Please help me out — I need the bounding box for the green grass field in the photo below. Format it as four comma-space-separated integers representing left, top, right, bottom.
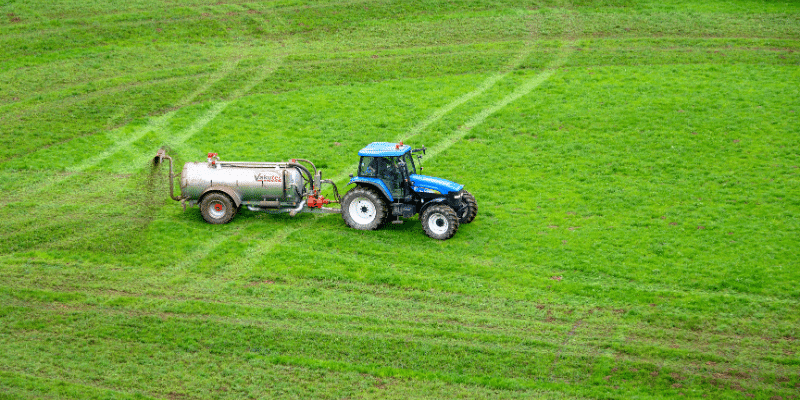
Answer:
1, 0, 799, 398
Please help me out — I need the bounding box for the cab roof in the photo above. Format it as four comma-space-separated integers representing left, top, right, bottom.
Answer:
357, 142, 411, 157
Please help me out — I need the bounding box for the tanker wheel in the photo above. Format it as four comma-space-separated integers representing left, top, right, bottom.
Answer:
458, 190, 478, 224
421, 204, 459, 240
200, 192, 236, 224
341, 187, 387, 230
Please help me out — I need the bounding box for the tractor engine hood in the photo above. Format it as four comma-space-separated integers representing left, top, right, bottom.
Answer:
409, 174, 464, 194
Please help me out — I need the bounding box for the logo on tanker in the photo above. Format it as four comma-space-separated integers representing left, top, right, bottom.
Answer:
254, 171, 281, 183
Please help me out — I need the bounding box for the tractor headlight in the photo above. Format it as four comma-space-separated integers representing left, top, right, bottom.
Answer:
453, 192, 462, 200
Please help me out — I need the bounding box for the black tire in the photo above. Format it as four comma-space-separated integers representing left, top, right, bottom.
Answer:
458, 190, 478, 224
200, 192, 236, 224
341, 186, 388, 230
421, 204, 459, 240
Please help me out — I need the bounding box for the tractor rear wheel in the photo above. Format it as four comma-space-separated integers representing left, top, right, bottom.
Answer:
200, 192, 236, 224
421, 204, 459, 240
341, 187, 387, 230
458, 190, 478, 224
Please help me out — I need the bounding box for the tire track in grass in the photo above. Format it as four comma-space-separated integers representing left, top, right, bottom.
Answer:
162, 221, 243, 275
1, 57, 284, 254
221, 218, 317, 280
329, 46, 535, 183
422, 44, 573, 163
152, 56, 284, 155
69, 58, 242, 173
0, 58, 243, 204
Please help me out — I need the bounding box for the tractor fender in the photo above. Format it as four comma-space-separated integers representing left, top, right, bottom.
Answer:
200, 186, 242, 208
419, 197, 448, 216
348, 177, 394, 202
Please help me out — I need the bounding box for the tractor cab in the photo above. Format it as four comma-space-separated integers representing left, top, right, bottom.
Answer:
356, 144, 418, 200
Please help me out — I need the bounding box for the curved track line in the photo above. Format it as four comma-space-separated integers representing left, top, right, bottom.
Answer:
330, 46, 534, 183
0, 57, 285, 254
161, 57, 284, 152
423, 44, 573, 162
69, 59, 242, 173
399, 47, 534, 144
220, 219, 317, 279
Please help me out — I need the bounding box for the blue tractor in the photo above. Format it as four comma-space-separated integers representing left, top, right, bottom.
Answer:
341, 142, 477, 240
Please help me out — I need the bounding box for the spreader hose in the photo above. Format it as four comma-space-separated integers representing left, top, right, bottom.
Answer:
292, 158, 317, 176
321, 179, 341, 203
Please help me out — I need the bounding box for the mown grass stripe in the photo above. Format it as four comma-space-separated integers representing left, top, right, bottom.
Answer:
0, 369, 158, 400
0, 286, 568, 352
0, 307, 643, 398
1, 275, 795, 397
12, 283, 794, 384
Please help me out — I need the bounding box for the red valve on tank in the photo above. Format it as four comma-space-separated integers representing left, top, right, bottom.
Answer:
207, 152, 219, 167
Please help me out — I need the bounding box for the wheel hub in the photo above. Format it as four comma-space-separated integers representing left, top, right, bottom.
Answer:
349, 197, 376, 225
428, 212, 449, 235
208, 201, 227, 219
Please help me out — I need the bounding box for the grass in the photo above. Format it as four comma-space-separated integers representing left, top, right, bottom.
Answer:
1, 0, 799, 399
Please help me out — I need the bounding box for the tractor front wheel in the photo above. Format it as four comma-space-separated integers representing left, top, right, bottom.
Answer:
341, 187, 387, 230
200, 192, 236, 224
421, 204, 459, 240
458, 190, 478, 224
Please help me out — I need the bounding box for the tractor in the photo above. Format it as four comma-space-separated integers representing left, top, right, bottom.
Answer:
341, 142, 477, 240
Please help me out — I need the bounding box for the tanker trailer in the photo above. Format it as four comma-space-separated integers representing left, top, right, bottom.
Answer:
153, 148, 341, 224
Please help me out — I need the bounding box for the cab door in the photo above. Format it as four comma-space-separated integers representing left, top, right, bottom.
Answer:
358, 156, 405, 200
378, 157, 404, 200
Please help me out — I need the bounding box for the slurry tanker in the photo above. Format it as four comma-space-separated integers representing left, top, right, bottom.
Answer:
154, 142, 476, 240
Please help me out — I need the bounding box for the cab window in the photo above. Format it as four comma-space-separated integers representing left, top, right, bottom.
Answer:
402, 153, 417, 175
359, 157, 378, 177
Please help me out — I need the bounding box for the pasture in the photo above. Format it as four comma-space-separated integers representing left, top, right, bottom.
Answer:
0, 0, 798, 398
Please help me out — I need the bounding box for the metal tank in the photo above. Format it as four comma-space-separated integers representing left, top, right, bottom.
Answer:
153, 149, 341, 224
180, 160, 305, 209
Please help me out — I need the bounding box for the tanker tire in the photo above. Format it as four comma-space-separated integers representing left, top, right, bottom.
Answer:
200, 192, 236, 224
458, 190, 478, 224
342, 187, 387, 231
421, 204, 459, 240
